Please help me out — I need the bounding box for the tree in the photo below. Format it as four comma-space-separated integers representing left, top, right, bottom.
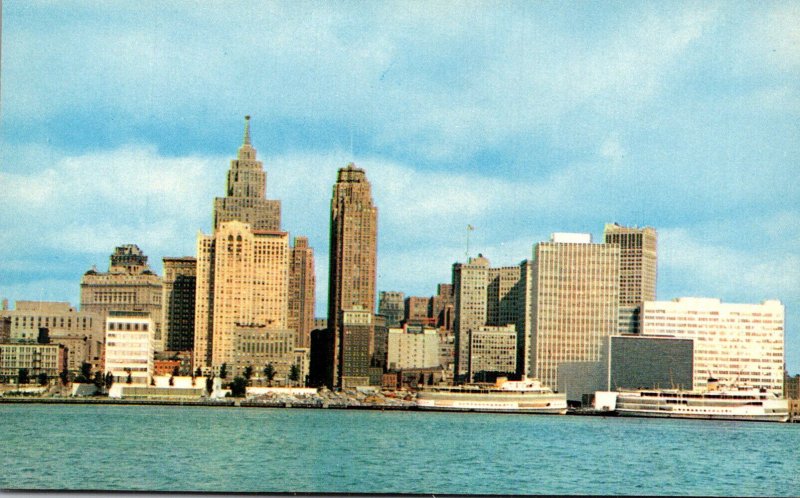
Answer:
230, 376, 247, 397
289, 364, 300, 386
263, 363, 276, 386
244, 365, 253, 382
37, 372, 49, 386
168, 375, 174, 386
219, 363, 228, 379
93, 371, 104, 389
80, 362, 93, 380
60, 368, 70, 386
105, 372, 114, 389
205, 376, 214, 395
18, 368, 29, 385
125, 369, 133, 384
172, 365, 180, 377
195, 367, 202, 378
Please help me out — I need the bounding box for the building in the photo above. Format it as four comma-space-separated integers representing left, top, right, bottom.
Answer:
378, 291, 405, 328
640, 297, 785, 393
212, 116, 281, 232
557, 334, 694, 404
386, 325, 439, 371
338, 308, 374, 388
431, 284, 454, 331
452, 255, 490, 382
405, 296, 432, 326
528, 233, 620, 390
161, 257, 197, 353
1, 301, 104, 373
0, 343, 66, 382
468, 325, 517, 382
194, 221, 289, 375
516, 260, 534, 379
603, 224, 657, 334
486, 266, 522, 327
288, 237, 315, 349
80, 244, 163, 350
326, 163, 378, 388
231, 325, 296, 381
105, 311, 154, 385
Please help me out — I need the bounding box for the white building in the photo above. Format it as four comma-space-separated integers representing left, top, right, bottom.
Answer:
105, 311, 154, 385
386, 325, 439, 370
641, 298, 784, 393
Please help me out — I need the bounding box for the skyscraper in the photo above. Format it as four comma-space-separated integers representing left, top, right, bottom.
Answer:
288, 236, 315, 349
213, 116, 281, 232
452, 255, 490, 382
161, 257, 196, 352
603, 224, 657, 334
326, 163, 378, 387
529, 233, 620, 389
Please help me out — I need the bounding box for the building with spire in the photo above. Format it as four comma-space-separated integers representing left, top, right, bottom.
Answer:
326, 163, 378, 388
213, 116, 281, 232
194, 117, 302, 378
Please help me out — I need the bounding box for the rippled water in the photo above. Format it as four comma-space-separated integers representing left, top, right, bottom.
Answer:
1, 404, 798, 495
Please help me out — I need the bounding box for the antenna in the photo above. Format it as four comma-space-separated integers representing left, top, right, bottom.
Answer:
466, 224, 474, 258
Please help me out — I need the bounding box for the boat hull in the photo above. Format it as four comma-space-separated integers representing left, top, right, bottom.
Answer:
615, 409, 788, 423
417, 393, 568, 414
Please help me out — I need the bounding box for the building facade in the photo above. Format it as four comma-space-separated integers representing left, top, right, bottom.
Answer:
80, 244, 163, 350
212, 116, 281, 232
640, 297, 785, 393
378, 291, 405, 328
603, 224, 657, 334
231, 325, 296, 381
338, 308, 374, 388
468, 325, 517, 382
529, 233, 620, 390
161, 257, 196, 352
386, 325, 439, 371
452, 255, 490, 382
326, 163, 378, 387
0, 343, 66, 381
288, 236, 315, 349
105, 311, 154, 385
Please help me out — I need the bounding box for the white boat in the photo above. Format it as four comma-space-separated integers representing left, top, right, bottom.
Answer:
595, 380, 789, 423
416, 377, 567, 414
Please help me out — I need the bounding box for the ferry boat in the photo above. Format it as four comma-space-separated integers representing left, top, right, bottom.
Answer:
416, 377, 567, 414
594, 380, 789, 423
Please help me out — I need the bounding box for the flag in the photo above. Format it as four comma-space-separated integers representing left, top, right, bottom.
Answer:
467, 224, 474, 231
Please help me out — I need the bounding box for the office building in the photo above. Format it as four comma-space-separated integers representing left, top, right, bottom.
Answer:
105, 311, 154, 385
378, 291, 405, 328
468, 324, 517, 382
338, 308, 374, 388
80, 244, 163, 350
452, 255, 490, 382
231, 325, 296, 381
0, 343, 66, 381
486, 266, 522, 327
604, 224, 657, 334
288, 237, 315, 349
327, 163, 378, 387
161, 257, 196, 352
431, 283, 454, 331
641, 297, 784, 393
405, 296, 432, 326
386, 325, 439, 371
194, 220, 289, 375
529, 233, 620, 390
212, 116, 281, 231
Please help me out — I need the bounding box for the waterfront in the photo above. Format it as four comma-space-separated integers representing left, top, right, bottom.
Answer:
1, 404, 798, 495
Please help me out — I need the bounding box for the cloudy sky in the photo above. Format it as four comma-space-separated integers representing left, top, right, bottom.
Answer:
2, 2, 799, 372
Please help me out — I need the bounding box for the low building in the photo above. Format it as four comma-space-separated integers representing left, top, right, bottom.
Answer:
105, 311, 154, 385
386, 325, 439, 371
468, 325, 517, 382
108, 375, 205, 399
231, 325, 296, 383
0, 343, 67, 381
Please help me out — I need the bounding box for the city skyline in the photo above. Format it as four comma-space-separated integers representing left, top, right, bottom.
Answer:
1, 3, 798, 372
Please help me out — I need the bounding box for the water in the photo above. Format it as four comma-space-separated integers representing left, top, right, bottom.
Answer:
1, 404, 798, 495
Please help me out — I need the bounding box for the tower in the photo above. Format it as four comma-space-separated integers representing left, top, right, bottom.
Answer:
288, 236, 315, 349
529, 233, 620, 389
213, 116, 281, 231
603, 224, 657, 334
452, 255, 490, 382
326, 163, 378, 387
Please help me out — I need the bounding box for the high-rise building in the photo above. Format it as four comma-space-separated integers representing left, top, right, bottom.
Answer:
640, 297, 784, 393
603, 224, 657, 334
486, 266, 522, 327
213, 116, 281, 232
431, 284, 454, 331
529, 233, 620, 389
161, 257, 196, 352
338, 307, 373, 388
194, 220, 289, 375
386, 325, 440, 371
378, 291, 405, 328
404, 296, 432, 326
468, 324, 517, 382
452, 255, 490, 382
105, 310, 154, 384
288, 237, 315, 349
80, 245, 163, 350
326, 163, 378, 387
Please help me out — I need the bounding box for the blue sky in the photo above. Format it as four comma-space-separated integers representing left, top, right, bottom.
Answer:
1, 2, 799, 372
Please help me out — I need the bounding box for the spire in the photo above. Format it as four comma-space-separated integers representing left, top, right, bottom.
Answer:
243, 115, 251, 145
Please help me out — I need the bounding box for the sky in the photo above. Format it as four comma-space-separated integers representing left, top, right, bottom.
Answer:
1, 2, 799, 373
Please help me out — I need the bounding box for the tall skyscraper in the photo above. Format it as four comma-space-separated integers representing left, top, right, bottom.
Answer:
288, 236, 315, 349
326, 163, 378, 387
80, 244, 163, 351
213, 116, 281, 232
528, 233, 620, 389
161, 257, 196, 352
194, 117, 296, 376
603, 224, 657, 334
452, 255, 490, 382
